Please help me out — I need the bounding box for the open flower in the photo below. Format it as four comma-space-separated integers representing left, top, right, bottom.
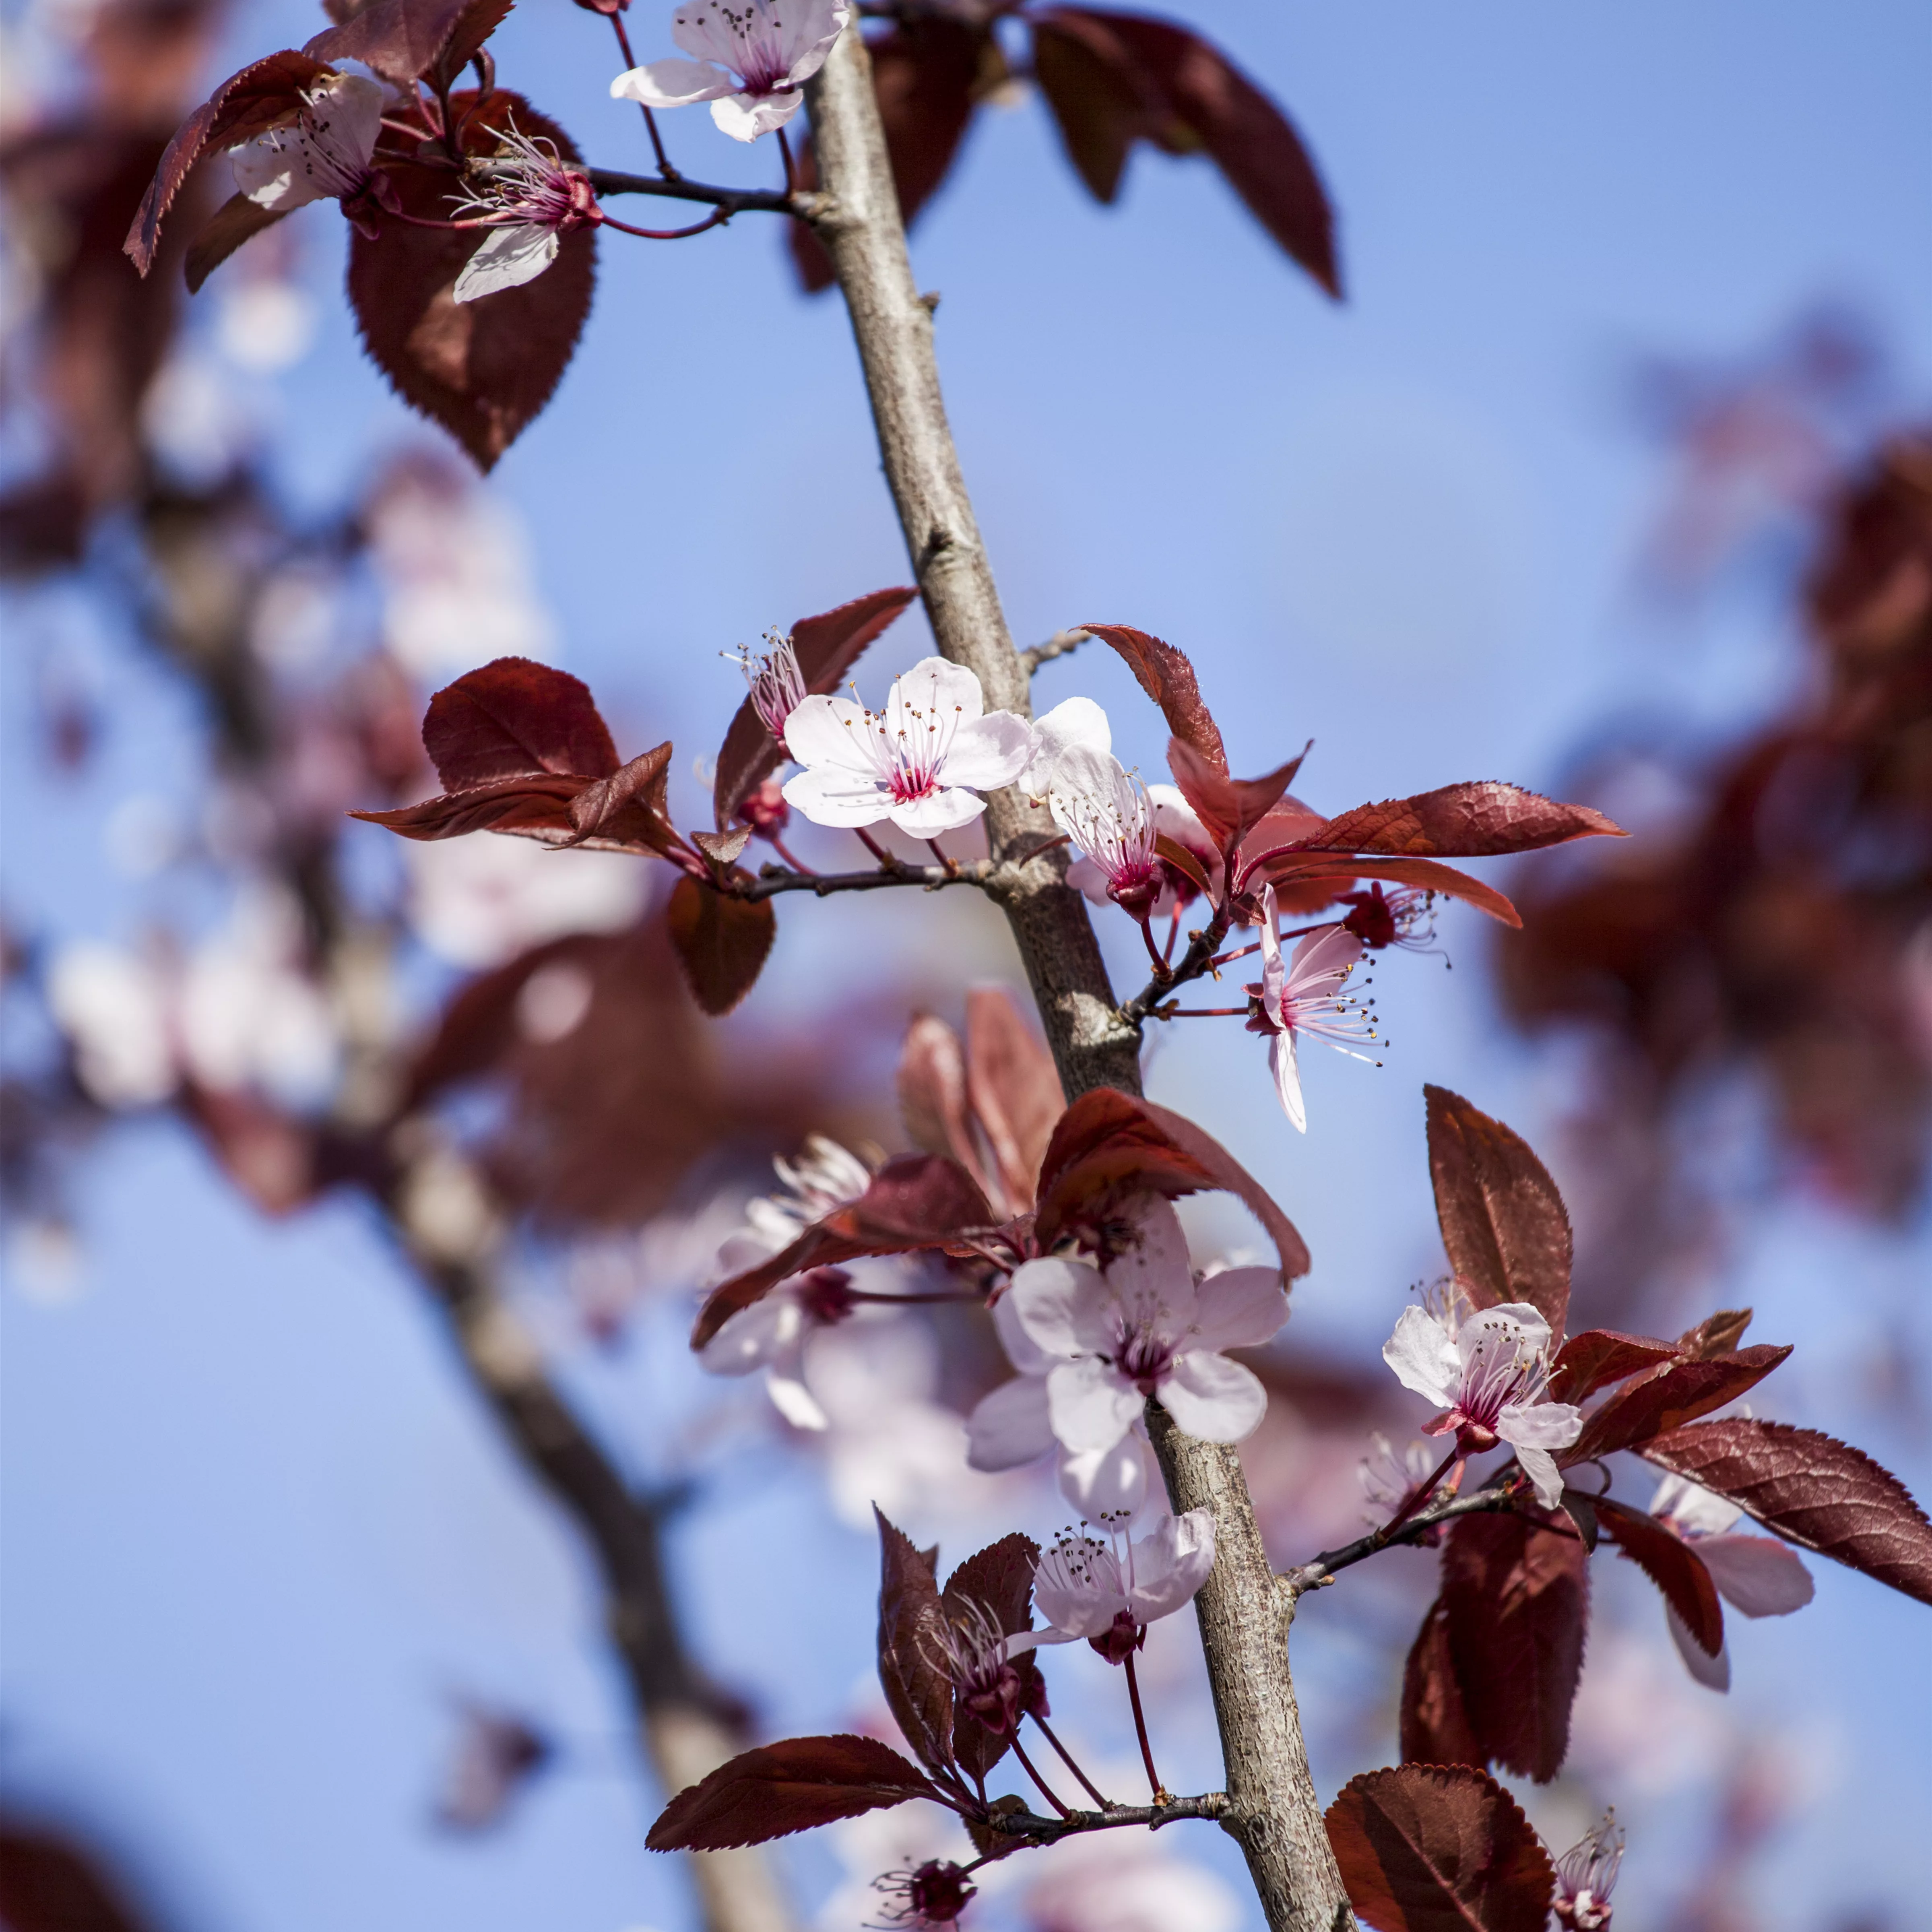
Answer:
449, 123, 599, 303
1016, 695, 1110, 803
728, 627, 808, 740
1245, 885, 1381, 1133
1381, 1292, 1581, 1508
781, 657, 1032, 838
987, 1196, 1287, 1460
1649, 1471, 1814, 1690
610, 0, 850, 142
231, 71, 383, 218
1338, 881, 1440, 955
1051, 746, 1164, 922
1024, 1511, 1216, 1663
1550, 1812, 1624, 1930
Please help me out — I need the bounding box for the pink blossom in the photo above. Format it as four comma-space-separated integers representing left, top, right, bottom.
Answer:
1050, 746, 1164, 922
1550, 1812, 1624, 1930
727, 628, 808, 739
1244, 885, 1381, 1132
1021, 1511, 1216, 1663
230, 72, 382, 215
610, 0, 850, 142
1381, 1292, 1581, 1508
1146, 783, 1220, 915
1338, 881, 1440, 955
781, 657, 1032, 838
1016, 695, 1110, 802
449, 123, 598, 303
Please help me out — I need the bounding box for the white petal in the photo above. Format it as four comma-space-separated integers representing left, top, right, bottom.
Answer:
1498, 1398, 1583, 1450
780, 765, 892, 827
782, 692, 879, 774
1104, 1196, 1198, 1344
774, 0, 849, 78
710, 88, 803, 140
991, 1284, 1057, 1375
965, 1373, 1056, 1471
1018, 696, 1111, 798
1383, 1305, 1460, 1406
1189, 1265, 1288, 1353
1148, 784, 1210, 850
1058, 1438, 1147, 1519
1065, 855, 1113, 907
1008, 1255, 1113, 1358
1666, 1603, 1731, 1691
886, 786, 987, 838
892, 656, 985, 724
1127, 1508, 1216, 1622
610, 57, 734, 107
1034, 1560, 1122, 1640
1466, 1301, 1553, 1356
231, 138, 326, 211
453, 223, 559, 303
1650, 1472, 1743, 1538
1268, 1029, 1305, 1132
1045, 1356, 1142, 1455
698, 1294, 802, 1376
1515, 1444, 1565, 1510
766, 1365, 829, 1430
938, 710, 1034, 791
1259, 886, 1286, 1004
1158, 1351, 1267, 1443
1697, 1534, 1814, 1616
1284, 923, 1362, 995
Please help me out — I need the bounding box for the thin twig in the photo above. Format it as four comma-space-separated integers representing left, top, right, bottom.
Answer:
980, 1793, 1230, 1841
1020, 627, 1090, 675
736, 858, 996, 902
1280, 1477, 1521, 1601
580, 165, 801, 215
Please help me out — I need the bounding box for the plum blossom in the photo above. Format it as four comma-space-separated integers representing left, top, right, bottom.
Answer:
728, 628, 808, 739
781, 657, 1032, 838
872, 1859, 976, 1930
1049, 746, 1163, 922
231, 72, 383, 221
1338, 881, 1440, 956
1550, 1812, 1624, 1930
1024, 1510, 1217, 1662
449, 124, 598, 303
1022, 1831, 1241, 1932
1649, 1471, 1814, 1690
1016, 694, 1110, 803
1245, 885, 1381, 1133
610, 0, 850, 142
1145, 783, 1221, 915
1381, 1291, 1581, 1508
1358, 1431, 1455, 1532
972, 1197, 1287, 1470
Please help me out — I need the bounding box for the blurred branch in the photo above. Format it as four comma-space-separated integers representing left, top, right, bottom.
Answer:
1020, 628, 1090, 676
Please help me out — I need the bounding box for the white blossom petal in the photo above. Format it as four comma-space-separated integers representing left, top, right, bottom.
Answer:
1058, 1438, 1147, 1519
780, 764, 894, 827
1382, 1305, 1460, 1407
991, 1284, 1057, 1375
782, 692, 879, 774
935, 710, 1033, 792
1104, 1196, 1198, 1344
1695, 1534, 1814, 1616
1497, 1397, 1583, 1450
710, 87, 802, 139
1008, 1255, 1114, 1358
1666, 1602, 1731, 1690
1651, 1472, 1744, 1538
965, 1373, 1056, 1471
699, 1293, 803, 1376
1018, 695, 1111, 799
885, 785, 987, 838
454, 223, 559, 303
1268, 1029, 1305, 1132
1125, 1508, 1216, 1622
1189, 1265, 1288, 1353
610, 57, 735, 107
1515, 1443, 1565, 1509
1158, 1350, 1267, 1443
891, 656, 985, 724
1045, 1356, 1142, 1455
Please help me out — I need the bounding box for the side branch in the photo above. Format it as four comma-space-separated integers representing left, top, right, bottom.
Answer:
580, 166, 805, 217
1020, 628, 1091, 676
1280, 1479, 1521, 1602
983, 1794, 1228, 1843
737, 858, 993, 902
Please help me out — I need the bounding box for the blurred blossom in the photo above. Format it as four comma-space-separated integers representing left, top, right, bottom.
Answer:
1568, 1623, 1732, 1796
1020, 1830, 1241, 1932
215, 279, 318, 373
1357, 1431, 1445, 1524
818, 1799, 977, 1932
5, 1218, 87, 1306
103, 793, 186, 877
405, 836, 645, 969
431, 1698, 552, 1831
138, 350, 257, 485
48, 939, 174, 1106
249, 564, 343, 671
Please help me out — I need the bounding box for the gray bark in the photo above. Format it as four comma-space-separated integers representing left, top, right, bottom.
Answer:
803, 26, 1355, 1932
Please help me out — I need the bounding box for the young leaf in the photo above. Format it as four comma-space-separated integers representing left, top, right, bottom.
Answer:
565, 744, 678, 853
897, 1012, 985, 1172
1639, 1418, 1932, 1605
1563, 1345, 1792, 1464
350, 772, 590, 844
302, 0, 477, 85
712, 586, 917, 828
184, 193, 289, 292
1030, 13, 1143, 202
1032, 1087, 1310, 1279
1286, 783, 1626, 859
1423, 1086, 1572, 1344
963, 987, 1061, 1216
1250, 854, 1522, 929
424, 658, 618, 788
665, 877, 775, 1018
1441, 1514, 1587, 1783
1595, 1497, 1723, 1655
347, 93, 594, 470
1167, 737, 1309, 854
875, 1509, 957, 1777
1546, 1328, 1681, 1405
1676, 1308, 1752, 1359
645, 1734, 940, 1851
1324, 1763, 1555, 1932
1398, 1598, 1482, 1771
1076, 622, 1226, 771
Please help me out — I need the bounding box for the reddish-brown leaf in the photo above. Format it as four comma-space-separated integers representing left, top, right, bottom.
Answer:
897, 1012, 985, 1177
424, 657, 618, 788
1676, 1308, 1753, 1359
1167, 736, 1308, 854
1565, 1345, 1792, 1465
350, 772, 586, 843
712, 585, 916, 827
1030, 14, 1143, 202
1423, 1087, 1572, 1344
664, 876, 775, 1018
876, 1510, 957, 1777
1325, 1763, 1555, 1932
645, 1733, 939, 1851
691, 1154, 996, 1349
1547, 1329, 1680, 1406
1288, 784, 1627, 859
1251, 854, 1522, 929
1032, 1088, 1310, 1278
1077, 622, 1226, 772
1441, 1514, 1587, 1783
964, 987, 1061, 1216
1639, 1419, 1932, 1605
1153, 831, 1214, 902
184, 192, 288, 292
1594, 1497, 1724, 1656
1399, 1598, 1482, 1771
565, 743, 679, 854
433, 0, 517, 84
347, 93, 594, 470
303, 0, 473, 85
942, 1532, 1042, 1783
124, 49, 328, 274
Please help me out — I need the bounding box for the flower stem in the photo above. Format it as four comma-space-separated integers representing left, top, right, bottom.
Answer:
601, 208, 729, 241
1374, 1446, 1464, 1546
1161, 1006, 1251, 1018
609, 12, 680, 178
777, 124, 800, 195
854, 826, 898, 869
1122, 1651, 1165, 1801
927, 837, 958, 875
1163, 912, 1181, 964
764, 832, 816, 875
1008, 1736, 1071, 1818
1030, 1713, 1113, 1811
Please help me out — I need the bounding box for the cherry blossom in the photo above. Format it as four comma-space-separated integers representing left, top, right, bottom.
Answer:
1550, 1811, 1624, 1930
926, 1593, 1044, 1740
609, 0, 850, 143
449, 124, 599, 303
1244, 885, 1381, 1133
230, 72, 383, 219
1050, 746, 1164, 922
1016, 694, 1110, 803
1357, 1431, 1455, 1532
727, 627, 808, 740
781, 657, 1032, 838
1337, 881, 1440, 955
873, 1859, 976, 1930
1022, 1510, 1217, 1662
1146, 783, 1221, 915
1380, 1292, 1581, 1508
1649, 1471, 1814, 1690
983, 1197, 1287, 1463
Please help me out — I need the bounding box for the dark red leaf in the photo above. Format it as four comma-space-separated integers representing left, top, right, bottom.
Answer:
1077, 622, 1226, 771
1286, 784, 1627, 859
433, 0, 517, 84
1422, 1087, 1572, 1344
1565, 1345, 1792, 1465
1640, 1418, 1932, 1605
1250, 854, 1522, 929
898, 1012, 986, 1178
1441, 1514, 1587, 1783
124, 50, 329, 274
1153, 831, 1214, 902
347, 93, 595, 470
566, 743, 678, 853
184, 192, 289, 293
350, 773, 587, 843
646, 1733, 940, 1851
713, 586, 916, 828
963, 987, 1061, 1216
1032, 1088, 1310, 1279
1325, 1763, 1555, 1932
1594, 1497, 1724, 1657
1399, 1599, 1482, 1771
1547, 1329, 1680, 1406
1676, 1308, 1753, 1359
691, 826, 752, 869
691, 1154, 996, 1349
664, 877, 776, 1018
424, 658, 618, 788
1167, 737, 1308, 854
303, 0, 473, 85
1030, 15, 1143, 202
876, 1510, 957, 1777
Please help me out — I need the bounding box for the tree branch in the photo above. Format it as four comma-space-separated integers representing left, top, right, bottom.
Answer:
981, 1793, 1229, 1843
1020, 627, 1091, 676
735, 858, 994, 902
1279, 1479, 1521, 1602
582, 167, 803, 217
803, 27, 1354, 1930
